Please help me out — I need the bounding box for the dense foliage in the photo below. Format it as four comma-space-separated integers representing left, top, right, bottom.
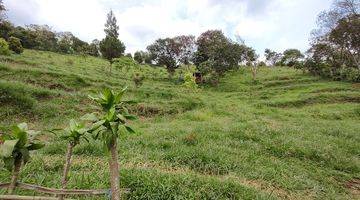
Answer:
304, 0, 360, 82
147, 35, 195, 76
8, 36, 23, 54
0, 37, 10, 55
193, 30, 255, 85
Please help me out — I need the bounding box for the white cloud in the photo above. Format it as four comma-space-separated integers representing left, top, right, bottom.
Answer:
4, 0, 333, 55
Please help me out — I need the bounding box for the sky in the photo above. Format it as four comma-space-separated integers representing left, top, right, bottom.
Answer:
4, 0, 333, 57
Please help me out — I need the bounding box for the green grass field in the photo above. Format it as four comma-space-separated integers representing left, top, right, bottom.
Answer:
1, 50, 359, 199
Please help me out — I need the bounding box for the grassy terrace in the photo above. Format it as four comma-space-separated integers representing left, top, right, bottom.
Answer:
0, 50, 359, 199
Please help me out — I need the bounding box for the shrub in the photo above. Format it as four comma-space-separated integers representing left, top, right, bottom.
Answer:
183, 72, 198, 89
66, 59, 74, 65
133, 73, 145, 88
8, 36, 24, 54
0, 37, 10, 55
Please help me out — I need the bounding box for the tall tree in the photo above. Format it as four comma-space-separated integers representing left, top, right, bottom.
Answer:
281, 49, 304, 66
147, 35, 195, 77
100, 10, 125, 72
305, 0, 359, 81
264, 49, 282, 66
193, 30, 249, 85
134, 51, 144, 64
104, 10, 119, 38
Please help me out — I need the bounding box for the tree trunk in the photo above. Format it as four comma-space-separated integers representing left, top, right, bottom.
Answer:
8, 158, 22, 194
58, 143, 74, 200
108, 141, 120, 200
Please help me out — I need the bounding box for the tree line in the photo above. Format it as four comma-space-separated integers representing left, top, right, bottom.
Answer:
1, 0, 358, 83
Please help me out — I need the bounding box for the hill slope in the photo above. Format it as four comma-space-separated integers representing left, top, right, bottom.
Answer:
0, 50, 359, 199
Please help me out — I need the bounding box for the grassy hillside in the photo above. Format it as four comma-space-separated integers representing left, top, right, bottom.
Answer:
0, 50, 359, 199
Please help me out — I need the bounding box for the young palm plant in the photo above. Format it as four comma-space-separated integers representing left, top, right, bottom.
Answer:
87, 87, 136, 200
56, 119, 89, 200
0, 123, 44, 194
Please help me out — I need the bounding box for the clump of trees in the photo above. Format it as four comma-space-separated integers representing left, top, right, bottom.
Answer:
144, 30, 256, 85
304, 0, 360, 82
194, 30, 256, 85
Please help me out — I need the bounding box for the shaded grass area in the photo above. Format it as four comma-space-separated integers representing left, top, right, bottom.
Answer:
0, 50, 359, 199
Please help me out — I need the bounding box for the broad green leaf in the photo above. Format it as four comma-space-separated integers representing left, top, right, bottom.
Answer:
69, 119, 77, 131
17, 123, 28, 131
124, 126, 135, 134
26, 143, 45, 151
81, 113, 98, 121
90, 120, 106, 132
110, 122, 119, 135
117, 114, 126, 122
0, 139, 18, 158
124, 114, 138, 120
114, 86, 127, 103
13, 124, 28, 148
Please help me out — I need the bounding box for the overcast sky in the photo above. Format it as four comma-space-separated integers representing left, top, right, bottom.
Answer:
4, 0, 333, 56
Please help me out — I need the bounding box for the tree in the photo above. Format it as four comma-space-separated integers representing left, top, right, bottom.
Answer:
193, 30, 249, 85
147, 35, 195, 77
8, 36, 23, 54
193, 30, 228, 67
87, 87, 136, 200
125, 53, 132, 58
0, 20, 14, 40
0, 123, 44, 194
100, 10, 125, 72
281, 49, 304, 66
56, 32, 74, 53
87, 39, 100, 57
104, 10, 119, 39
264, 49, 282, 66
26, 24, 57, 51
305, 0, 359, 81
143, 52, 153, 65
134, 51, 144, 64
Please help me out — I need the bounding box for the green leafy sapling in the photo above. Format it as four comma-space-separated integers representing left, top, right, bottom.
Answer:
57, 119, 89, 200
182, 72, 198, 90
0, 123, 44, 194
87, 87, 136, 200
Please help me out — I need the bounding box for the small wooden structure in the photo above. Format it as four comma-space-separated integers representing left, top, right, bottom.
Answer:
0, 182, 129, 199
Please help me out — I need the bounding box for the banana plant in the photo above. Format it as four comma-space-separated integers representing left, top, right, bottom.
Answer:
0, 123, 44, 194
55, 119, 89, 200
87, 87, 136, 200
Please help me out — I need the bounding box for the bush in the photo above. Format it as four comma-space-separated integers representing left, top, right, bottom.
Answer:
0, 38, 10, 55
133, 73, 145, 88
183, 72, 198, 89
8, 36, 24, 54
